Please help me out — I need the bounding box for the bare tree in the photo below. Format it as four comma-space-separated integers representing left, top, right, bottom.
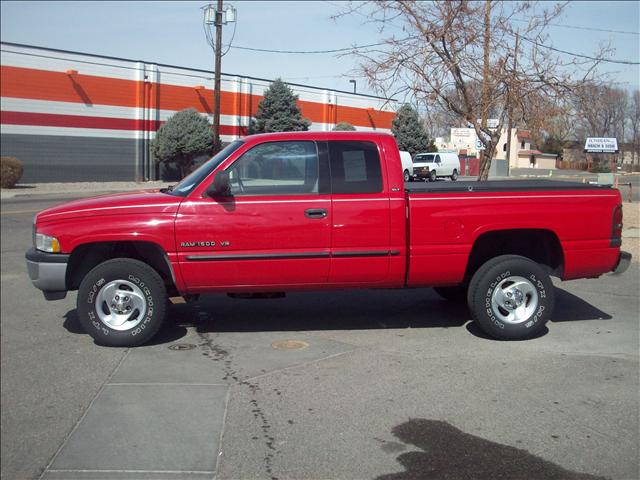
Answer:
336, 0, 610, 180
421, 100, 459, 139
520, 94, 576, 152
573, 84, 628, 139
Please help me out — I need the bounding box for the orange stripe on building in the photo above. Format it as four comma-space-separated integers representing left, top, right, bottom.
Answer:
1, 65, 393, 129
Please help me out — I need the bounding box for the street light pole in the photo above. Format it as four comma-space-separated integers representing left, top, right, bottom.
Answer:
212, 0, 223, 152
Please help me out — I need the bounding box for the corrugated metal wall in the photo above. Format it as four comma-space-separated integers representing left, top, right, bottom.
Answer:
0, 42, 397, 183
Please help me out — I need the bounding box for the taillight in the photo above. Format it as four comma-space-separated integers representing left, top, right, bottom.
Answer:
611, 204, 623, 246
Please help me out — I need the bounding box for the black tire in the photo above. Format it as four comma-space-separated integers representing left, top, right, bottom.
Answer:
434, 285, 467, 303
451, 169, 458, 181
467, 255, 554, 340
429, 170, 437, 182
404, 169, 411, 182
77, 258, 167, 347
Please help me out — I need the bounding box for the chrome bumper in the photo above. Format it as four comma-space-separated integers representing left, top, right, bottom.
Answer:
25, 248, 69, 300
611, 251, 632, 276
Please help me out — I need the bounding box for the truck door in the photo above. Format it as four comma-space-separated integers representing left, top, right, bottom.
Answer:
175, 140, 331, 290
328, 140, 391, 284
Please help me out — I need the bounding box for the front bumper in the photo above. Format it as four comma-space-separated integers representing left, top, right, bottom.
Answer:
413, 166, 429, 178
25, 247, 69, 300
611, 250, 632, 275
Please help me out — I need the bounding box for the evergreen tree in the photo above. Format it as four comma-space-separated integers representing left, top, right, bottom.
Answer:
251, 79, 311, 133
332, 121, 357, 131
391, 104, 435, 157
151, 108, 214, 178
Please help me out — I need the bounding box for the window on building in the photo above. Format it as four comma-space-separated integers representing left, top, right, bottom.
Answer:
521, 140, 525, 149
503, 143, 507, 152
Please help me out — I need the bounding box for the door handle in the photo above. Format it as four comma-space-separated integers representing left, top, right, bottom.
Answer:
305, 208, 327, 219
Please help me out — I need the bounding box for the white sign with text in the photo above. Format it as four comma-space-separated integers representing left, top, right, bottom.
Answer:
584, 137, 618, 153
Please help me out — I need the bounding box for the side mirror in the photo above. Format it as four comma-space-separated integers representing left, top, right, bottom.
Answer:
205, 171, 231, 198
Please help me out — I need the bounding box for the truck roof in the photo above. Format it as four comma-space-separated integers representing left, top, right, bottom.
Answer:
241, 131, 396, 143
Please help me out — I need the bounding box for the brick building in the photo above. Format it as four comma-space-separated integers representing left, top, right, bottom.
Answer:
0, 42, 396, 182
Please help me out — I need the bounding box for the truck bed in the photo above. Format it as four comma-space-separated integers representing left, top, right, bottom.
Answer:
404, 178, 621, 287
405, 179, 613, 193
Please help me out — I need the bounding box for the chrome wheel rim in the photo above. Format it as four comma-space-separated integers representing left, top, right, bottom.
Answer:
490, 276, 539, 325
95, 279, 147, 331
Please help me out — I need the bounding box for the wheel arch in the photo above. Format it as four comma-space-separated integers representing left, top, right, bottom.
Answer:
66, 241, 178, 295
465, 228, 564, 281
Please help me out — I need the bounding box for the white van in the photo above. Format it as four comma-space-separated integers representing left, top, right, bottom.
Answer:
412, 152, 460, 181
399, 151, 414, 182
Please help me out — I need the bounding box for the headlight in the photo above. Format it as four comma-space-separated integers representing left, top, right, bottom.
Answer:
35, 233, 61, 253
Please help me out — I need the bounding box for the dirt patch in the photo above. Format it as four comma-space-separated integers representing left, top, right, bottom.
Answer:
622, 203, 639, 262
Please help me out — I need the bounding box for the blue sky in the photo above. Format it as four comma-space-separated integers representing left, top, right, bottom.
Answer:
1, 0, 638, 97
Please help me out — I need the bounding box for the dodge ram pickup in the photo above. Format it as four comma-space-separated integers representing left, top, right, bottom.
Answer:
26, 131, 631, 347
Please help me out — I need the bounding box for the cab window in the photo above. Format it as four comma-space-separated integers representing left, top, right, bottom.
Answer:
227, 141, 319, 196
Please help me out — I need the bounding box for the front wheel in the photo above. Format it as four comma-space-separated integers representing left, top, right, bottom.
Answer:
428, 170, 437, 182
451, 169, 458, 181
467, 255, 554, 340
77, 258, 167, 347
404, 169, 412, 182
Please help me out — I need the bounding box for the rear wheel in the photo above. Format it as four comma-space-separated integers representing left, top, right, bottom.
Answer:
77, 258, 167, 347
429, 170, 437, 182
467, 255, 554, 340
451, 169, 458, 181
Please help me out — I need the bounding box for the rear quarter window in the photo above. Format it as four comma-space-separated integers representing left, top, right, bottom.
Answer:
329, 141, 383, 194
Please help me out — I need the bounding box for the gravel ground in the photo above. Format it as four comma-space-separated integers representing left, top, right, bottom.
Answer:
623, 202, 639, 262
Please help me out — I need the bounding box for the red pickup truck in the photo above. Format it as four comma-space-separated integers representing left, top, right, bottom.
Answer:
26, 131, 631, 347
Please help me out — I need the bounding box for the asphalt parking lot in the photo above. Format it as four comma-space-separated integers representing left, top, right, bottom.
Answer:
1, 193, 639, 480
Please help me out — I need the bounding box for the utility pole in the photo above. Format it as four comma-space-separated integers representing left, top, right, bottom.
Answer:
212, 0, 223, 152
478, 0, 492, 180
203, 2, 236, 152
505, 32, 519, 173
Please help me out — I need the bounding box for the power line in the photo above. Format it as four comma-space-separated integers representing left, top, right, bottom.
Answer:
229, 38, 413, 54
230, 34, 638, 66
513, 18, 639, 36
518, 34, 640, 65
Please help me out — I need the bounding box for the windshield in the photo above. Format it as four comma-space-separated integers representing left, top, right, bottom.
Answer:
414, 155, 432, 163
168, 140, 244, 196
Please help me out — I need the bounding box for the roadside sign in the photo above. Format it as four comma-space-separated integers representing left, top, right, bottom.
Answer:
585, 137, 618, 153
476, 138, 485, 151
477, 118, 499, 128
